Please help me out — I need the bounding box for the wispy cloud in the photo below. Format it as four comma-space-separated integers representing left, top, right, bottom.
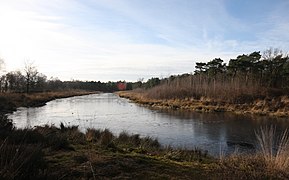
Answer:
0, 0, 288, 81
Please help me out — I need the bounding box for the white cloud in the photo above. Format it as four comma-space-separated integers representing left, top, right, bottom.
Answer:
0, 0, 288, 81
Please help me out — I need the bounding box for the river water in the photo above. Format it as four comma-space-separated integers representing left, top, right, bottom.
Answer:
8, 93, 289, 156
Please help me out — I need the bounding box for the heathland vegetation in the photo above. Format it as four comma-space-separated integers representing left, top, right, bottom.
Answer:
1, 114, 289, 179
119, 48, 289, 117
1, 48, 289, 179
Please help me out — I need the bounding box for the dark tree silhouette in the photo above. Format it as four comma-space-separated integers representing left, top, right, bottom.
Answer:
24, 61, 38, 93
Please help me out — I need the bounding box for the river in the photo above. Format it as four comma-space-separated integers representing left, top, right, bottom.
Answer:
8, 93, 289, 156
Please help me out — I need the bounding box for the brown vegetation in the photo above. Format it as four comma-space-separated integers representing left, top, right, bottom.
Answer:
216, 126, 289, 179
1, 115, 289, 179
255, 126, 289, 171
117, 90, 289, 117
0, 115, 211, 179
121, 49, 289, 117
0, 90, 96, 113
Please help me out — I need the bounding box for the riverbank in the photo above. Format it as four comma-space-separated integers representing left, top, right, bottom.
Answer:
0, 115, 287, 179
117, 91, 289, 117
0, 90, 97, 113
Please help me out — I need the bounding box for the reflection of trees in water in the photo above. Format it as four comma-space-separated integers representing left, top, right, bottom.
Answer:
11, 94, 289, 155
26, 110, 31, 128
151, 108, 289, 152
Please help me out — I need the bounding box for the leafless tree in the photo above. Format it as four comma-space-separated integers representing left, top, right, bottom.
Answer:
0, 58, 5, 92
0, 58, 5, 73
5, 71, 25, 92
262, 48, 284, 61
24, 60, 38, 93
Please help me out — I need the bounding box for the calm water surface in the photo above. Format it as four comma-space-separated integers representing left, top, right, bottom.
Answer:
8, 93, 289, 156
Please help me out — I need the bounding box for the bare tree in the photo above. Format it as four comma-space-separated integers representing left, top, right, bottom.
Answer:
262, 48, 284, 61
0, 58, 5, 92
24, 60, 38, 93
34, 73, 47, 91
0, 58, 5, 73
5, 71, 25, 92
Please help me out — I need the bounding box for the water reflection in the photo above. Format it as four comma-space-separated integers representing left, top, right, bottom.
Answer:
8, 93, 289, 156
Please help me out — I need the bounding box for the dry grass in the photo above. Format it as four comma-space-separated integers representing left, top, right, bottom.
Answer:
0, 141, 46, 179
144, 75, 264, 103
118, 90, 289, 117
216, 154, 289, 179
255, 126, 289, 171
123, 74, 288, 117
99, 129, 114, 147
85, 128, 102, 142
0, 115, 47, 178
2, 113, 289, 179
0, 90, 96, 113
218, 128, 289, 179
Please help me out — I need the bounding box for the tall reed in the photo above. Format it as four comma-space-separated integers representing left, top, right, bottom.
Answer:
255, 126, 289, 171
145, 74, 264, 103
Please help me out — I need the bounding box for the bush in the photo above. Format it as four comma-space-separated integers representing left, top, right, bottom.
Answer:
163, 147, 208, 162
9, 129, 44, 144
35, 125, 73, 151
0, 114, 14, 138
99, 129, 114, 147
86, 128, 102, 142
0, 141, 46, 179
140, 137, 160, 150
114, 131, 160, 153
115, 132, 141, 150
0, 96, 16, 113
117, 131, 131, 143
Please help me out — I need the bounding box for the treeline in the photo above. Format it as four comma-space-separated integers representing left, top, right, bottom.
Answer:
140, 48, 289, 102
0, 63, 132, 93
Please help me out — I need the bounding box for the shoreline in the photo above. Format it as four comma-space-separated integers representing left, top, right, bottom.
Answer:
0, 90, 98, 114
0, 119, 286, 179
1, 91, 288, 178
117, 91, 289, 117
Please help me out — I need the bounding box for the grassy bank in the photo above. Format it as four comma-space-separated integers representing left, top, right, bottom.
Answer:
0, 90, 97, 113
1, 115, 288, 179
117, 90, 289, 117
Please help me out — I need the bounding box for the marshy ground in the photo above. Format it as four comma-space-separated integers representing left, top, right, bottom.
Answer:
1, 114, 289, 179
1, 91, 289, 179
117, 90, 289, 117
0, 90, 96, 114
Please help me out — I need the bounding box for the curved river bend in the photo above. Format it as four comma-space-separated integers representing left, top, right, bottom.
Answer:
8, 93, 289, 156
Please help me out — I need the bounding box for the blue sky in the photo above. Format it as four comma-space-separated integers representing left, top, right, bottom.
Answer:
0, 0, 288, 81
